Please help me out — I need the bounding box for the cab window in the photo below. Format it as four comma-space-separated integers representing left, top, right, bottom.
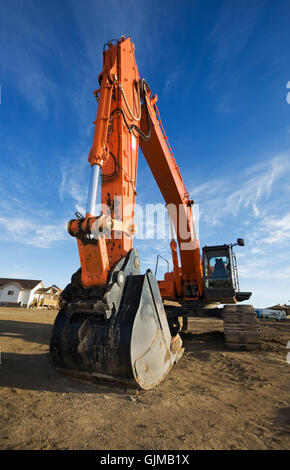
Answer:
205, 255, 232, 288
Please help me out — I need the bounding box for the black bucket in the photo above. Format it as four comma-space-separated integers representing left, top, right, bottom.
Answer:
50, 272, 183, 389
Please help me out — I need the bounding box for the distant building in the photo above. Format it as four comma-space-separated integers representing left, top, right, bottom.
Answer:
0, 278, 43, 307
0, 278, 62, 309
32, 285, 62, 309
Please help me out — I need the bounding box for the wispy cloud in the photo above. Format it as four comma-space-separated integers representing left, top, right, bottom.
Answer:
58, 153, 90, 215
263, 213, 290, 244
209, 0, 267, 69
239, 261, 290, 281
215, 94, 234, 115
164, 70, 181, 94
0, 3, 60, 117
207, 0, 268, 113
192, 153, 290, 224
4, 265, 32, 279
0, 154, 68, 248
0, 215, 67, 248
187, 150, 290, 306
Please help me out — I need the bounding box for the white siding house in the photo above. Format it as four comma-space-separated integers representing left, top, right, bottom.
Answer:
0, 279, 44, 308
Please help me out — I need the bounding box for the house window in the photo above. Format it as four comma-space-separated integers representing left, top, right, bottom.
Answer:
8, 290, 15, 296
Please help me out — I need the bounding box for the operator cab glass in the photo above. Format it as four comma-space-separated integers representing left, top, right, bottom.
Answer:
205, 255, 232, 289
202, 244, 252, 303
202, 245, 236, 303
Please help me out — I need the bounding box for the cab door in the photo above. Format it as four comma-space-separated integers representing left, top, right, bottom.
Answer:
202, 245, 236, 303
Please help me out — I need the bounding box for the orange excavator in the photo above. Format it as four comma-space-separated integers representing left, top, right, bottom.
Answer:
50, 37, 260, 389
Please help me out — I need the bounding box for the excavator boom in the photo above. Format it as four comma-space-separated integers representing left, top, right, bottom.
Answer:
139, 86, 203, 299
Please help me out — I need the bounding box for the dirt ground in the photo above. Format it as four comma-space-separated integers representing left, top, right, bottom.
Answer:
0, 307, 289, 450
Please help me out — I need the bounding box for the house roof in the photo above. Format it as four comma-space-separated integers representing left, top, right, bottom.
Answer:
35, 285, 62, 294
0, 278, 42, 290
35, 288, 50, 294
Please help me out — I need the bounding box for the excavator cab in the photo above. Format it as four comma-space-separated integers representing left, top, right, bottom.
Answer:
202, 239, 251, 304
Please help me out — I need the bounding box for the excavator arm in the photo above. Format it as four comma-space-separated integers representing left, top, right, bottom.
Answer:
68, 36, 203, 301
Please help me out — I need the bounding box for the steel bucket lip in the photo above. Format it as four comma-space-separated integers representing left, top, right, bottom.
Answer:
129, 273, 183, 390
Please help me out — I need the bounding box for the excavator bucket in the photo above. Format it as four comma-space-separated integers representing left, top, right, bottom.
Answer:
50, 250, 183, 389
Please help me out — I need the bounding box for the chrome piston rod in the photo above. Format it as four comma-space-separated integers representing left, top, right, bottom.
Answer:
86, 164, 100, 216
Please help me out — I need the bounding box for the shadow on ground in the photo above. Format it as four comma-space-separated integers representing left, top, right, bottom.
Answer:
0, 319, 51, 346
273, 407, 290, 435
0, 351, 133, 395
0, 322, 227, 394
0, 319, 130, 395
182, 330, 227, 356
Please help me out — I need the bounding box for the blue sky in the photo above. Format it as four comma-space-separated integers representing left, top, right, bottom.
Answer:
0, 0, 290, 307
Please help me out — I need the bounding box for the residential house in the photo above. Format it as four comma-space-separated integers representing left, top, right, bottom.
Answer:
0, 278, 62, 309
0, 278, 43, 308
32, 285, 62, 309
